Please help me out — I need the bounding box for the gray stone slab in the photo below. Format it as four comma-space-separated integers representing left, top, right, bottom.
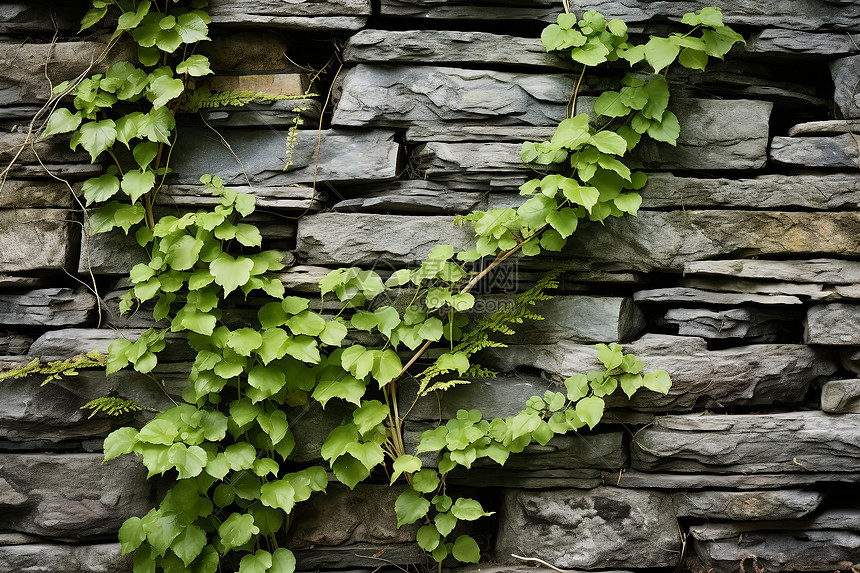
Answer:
197, 30, 292, 72
292, 543, 428, 570
642, 172, 860, 209
678, 277, 831, 300
0, 275, 51, 289
297, 211, 860, 272
789, 119, 860, 136
445, 468, 604, 489
169, 127, 399, 187
0, 288, 95, 327
78, 226, 146, 276
673, 489, 822, 521
343, 29, 574, 69
193, 100, 322, 128
0, 543, 130, 573
496, 487, 680, 569
380, 0, 558, 21
0, 181, 71, 209
832, 55, 860, 119
771, 134, 860, 167
482, 334, 836, 412
0, 131, 84, 168
660, 307, 793, 340
406, 125, 557, 143
0, 209, 72, 273
821, 379, 860, 413
0, 453, 150, 541
805, 303, 860, 344
28, 328, 192, 362
747, 29, 860, 57
207, 0, 369, 30
616, 469, 860, 490
332, 181, 488, 215
275, 265, 333, 294
694, 531, 860, 572
157, 184, 323, 213
634, 287, 801, 306
0, 3, 89, 34
689, 509, 860, 540
632, 412, 860, 473
685, 258, 860, 284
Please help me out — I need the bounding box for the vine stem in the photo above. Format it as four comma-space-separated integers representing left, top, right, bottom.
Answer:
569, 65, 587, 118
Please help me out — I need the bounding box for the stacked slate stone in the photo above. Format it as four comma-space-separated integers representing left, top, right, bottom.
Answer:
2, 1, 860, 572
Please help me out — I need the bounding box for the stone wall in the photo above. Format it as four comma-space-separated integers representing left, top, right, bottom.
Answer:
1, 1, 860, 572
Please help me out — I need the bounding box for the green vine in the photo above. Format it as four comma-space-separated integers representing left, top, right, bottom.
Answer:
34, 3, 745, 572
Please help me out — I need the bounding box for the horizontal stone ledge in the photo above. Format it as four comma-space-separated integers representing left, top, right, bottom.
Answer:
0, 543, 130, 573
0, 288, 96, 327
405, 125, 557, 143
169, 127, 400, 187
642, 172, 860, 209
805, 303, 860, 345
380, 0, 557, 21
685, 258, 860, 284
634, 287, 802, 306
157, 184, 324, 213
673, 489, 822, 521
771, 134, 860, 167
0, 180, 72, 209
497, 487, 680, 569
297, 210, 860, 273
343, 29, 576, 69
789, 119, 860, 136
0, 209, 73, 273
28, 328, 193, 362
616, 469, 860, 490
445, 468, 604, 489
679, 276, 849, 302
632, 412, 860, 473
480, 334, 836, 412
0, 131, 85, 167
689, 509, 860, 541
206, 0, 370, 29
821, 379, 860, 413
746, 29, 860, 57
0, 453, 150, 541
332, 181, 488, 215
694, 531, 860, 573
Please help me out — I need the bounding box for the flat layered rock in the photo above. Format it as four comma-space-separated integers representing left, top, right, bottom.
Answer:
169, 127, 399, 187
789, 119, 860, 136
634, 287, 801, 305
405, 125, 557, 143
482, 334, 836, 412
832, 55, 860, 118
747, 29, 860, 57
445, 468, 604, 489
690, 509, 860, 540
694, 531, 860, 573
660, 307, 792, 340
0, 288, 95, 327
158, 184, 323, 213
343, 29, 574, 69
0, 181, 71, 209
496, 487, 680, 569
673, 489, 822, 520
28, 328, 193, 362
0, 3, 89, 34
821, 379, 860, 413
206, 0, 369, 30
332, 181, 487, 214
617, 469, 860, 489
380, 0, 557, 21
679, 277, 832, 301
684, 258, 860, 284
0, 543, 130, 573
641, 172, 860, 209
805, 303, 860, 344
297, 211, 860, 272
198, 31, 291, 72
0, 209, 72, 273
632, 412, 860, 473
771, 134, 860, 167
0, 454, 150, 540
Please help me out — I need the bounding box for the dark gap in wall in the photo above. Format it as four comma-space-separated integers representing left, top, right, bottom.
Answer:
374, 16, 547, 38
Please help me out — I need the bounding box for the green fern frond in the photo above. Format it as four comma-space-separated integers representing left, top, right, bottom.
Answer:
184, 88, 319, 112
81, 396, 142, 419
0, 351, 107, 385
419, 379, 471, 397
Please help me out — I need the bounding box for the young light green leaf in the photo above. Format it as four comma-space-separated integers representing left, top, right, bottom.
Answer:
395, 488, 431, 528
42, 108, 81, 138
452, 535, 481, 563
643, 369, 672, 394
176, 55, 213, 77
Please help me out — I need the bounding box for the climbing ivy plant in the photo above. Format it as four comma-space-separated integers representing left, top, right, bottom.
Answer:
35, 2, 745, 572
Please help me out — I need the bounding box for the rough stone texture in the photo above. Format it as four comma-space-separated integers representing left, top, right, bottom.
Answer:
673, 489, 822, 521
771, 134, 860, 167
789, 119, 860, 136
158, 184, 323, 213
405, 125, 557, 143
0, 209, 72, 272
0, 181, 71, 209
445, 468, 605, 489
198, 31, 292, 72
747, 29, 860, 57
194, 104, 321, 128
496, 487, 680, 569
343, 29, 574, 69
0, 454, 150, 540
169, 127, 399, 187
204, 73, 308, 96
206, 0, 370, 30
0, 289, 96, 327
483, 334, 836, 412
78, 226, 146, 276
0, 39, 135, 105
0, 3, 89, 34
632, 412, 860, 473
660, 308, 792, 340
832, 55, 860, 119
0, 543, 130, 573
685, 258, 860, 284
28, 328, 192, 362
642, 172, 860, 209
380, 0, 558, 22
690, 509, 860, 540
0, 132, 85, 169
616, 469, 860, 489
678, 276, 833, 301
332, 181, 486, 215
805, 303, 860, 345
634, 287, 802, 306
297, 211, 860, 272
694, 531, 860, 573
821, 379, 860, 413
0, 334, 31, 355
292, 544, 428, 570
